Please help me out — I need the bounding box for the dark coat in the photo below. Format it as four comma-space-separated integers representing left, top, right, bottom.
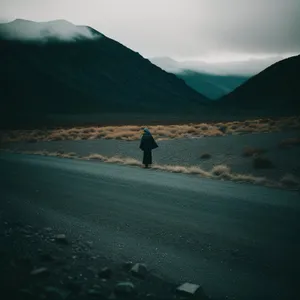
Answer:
139, 134, 158, 165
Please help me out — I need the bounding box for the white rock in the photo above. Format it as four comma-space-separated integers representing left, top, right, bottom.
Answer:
131, 263, 147, 278
30, 267, 49, 276
115, 282, 135, 295
176, 282, 201, 296
54, 234, 68, 244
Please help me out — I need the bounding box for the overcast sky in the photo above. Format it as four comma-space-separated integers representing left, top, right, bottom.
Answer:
1, 0, 299, 63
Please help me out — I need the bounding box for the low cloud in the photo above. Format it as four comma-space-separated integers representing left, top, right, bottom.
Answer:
150, 54, 296, 76
0, 19, 101, 42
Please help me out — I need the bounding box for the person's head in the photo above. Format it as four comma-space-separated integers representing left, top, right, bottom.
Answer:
142, 127, 151, 135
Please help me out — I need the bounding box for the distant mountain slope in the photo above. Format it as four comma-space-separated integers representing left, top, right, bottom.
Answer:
219, 55, 300, 111
150, 57, 249, 99
0, 19, 209, 121
176, 71, 249, 99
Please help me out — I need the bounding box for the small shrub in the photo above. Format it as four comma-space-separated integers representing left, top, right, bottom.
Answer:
242, 147, 266, 157
68, 152, 77, 157
211, 165, 231, 176
253, 157, 274, 169
87, 154, 105, 161
200, 153, 212, 159
258, 119, 270, 124
82, 128, 93, 134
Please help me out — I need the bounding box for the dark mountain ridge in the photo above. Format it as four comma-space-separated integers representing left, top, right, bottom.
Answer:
0, 20, 209, 127
219, 54, 300, 112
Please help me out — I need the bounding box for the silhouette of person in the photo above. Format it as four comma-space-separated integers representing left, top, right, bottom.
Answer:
139, 128, 158, 168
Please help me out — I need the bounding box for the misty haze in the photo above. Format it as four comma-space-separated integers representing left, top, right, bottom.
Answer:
0, 1, 299, 300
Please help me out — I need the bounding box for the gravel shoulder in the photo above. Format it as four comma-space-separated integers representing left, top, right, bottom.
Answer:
3, 131, 300, 181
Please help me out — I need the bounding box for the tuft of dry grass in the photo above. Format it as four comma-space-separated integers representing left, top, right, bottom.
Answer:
211, 164, 231, 176
87, 153, 106, 161
1, 116, 299, 143
152, 164, 212, 178
85, 153, 142, 166
242, 147, 267, 157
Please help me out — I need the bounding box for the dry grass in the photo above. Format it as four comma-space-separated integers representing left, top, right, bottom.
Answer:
211, 164, 231, 176
152, 164, 212, 178
86, 153, 142, 166
1, 116, 299, 143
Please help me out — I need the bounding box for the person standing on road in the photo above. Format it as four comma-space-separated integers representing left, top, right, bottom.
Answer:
139, 128, 158, 168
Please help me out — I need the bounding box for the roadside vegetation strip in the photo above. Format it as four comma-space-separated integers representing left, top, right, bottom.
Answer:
1, 116, 299, 143
2, 148, 299, 190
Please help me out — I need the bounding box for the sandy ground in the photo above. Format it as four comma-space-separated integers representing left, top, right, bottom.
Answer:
3, 130, 300, 181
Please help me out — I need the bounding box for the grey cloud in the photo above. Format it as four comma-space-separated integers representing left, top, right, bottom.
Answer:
150, 55, 291, 75
0, 0, 299, 59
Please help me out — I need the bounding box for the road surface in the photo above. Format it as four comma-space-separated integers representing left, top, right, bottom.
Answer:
0, 152, 299, 300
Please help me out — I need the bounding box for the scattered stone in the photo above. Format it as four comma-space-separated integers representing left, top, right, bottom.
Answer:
99, 267, 112, 279
54, 234, 69, 245
30, 267, 49, 276
114, 282, 135, 296
176, 283, 205, 298
131, 263, 148, 279
44, 227, 53, 232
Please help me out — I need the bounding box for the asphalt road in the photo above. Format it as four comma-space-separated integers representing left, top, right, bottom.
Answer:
0, 152, 299, 300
